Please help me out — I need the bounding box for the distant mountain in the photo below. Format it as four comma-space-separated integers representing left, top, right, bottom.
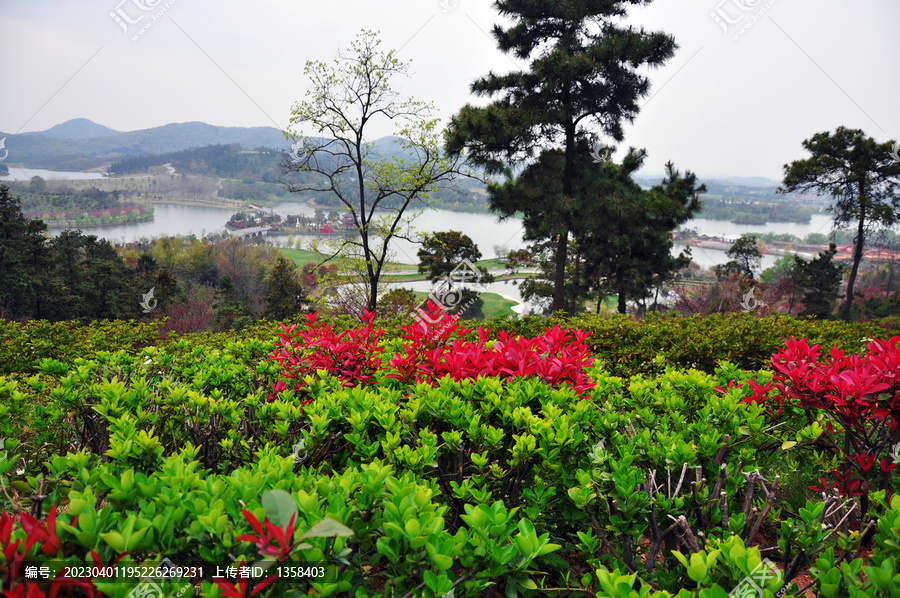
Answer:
37, 118, 121, 139
0, 120, 290, 170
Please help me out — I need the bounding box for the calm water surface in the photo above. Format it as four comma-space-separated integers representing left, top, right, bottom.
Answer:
52, 200, 838, 270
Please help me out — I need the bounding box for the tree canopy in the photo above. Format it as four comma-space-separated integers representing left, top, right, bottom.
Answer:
281, 29, 461, 312
780, 127, 900, 320
446, 0, 678, 314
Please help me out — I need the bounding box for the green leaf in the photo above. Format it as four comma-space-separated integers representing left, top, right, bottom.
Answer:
302, 518, 354, 540
686, 552, 707, 582
537, 542, 561, 556
262, 489, 298, 529
100, 531, 125, 553
781, 441, 798, 450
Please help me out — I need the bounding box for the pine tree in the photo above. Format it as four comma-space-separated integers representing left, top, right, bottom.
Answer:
780, 127, 900, 320
417, 231, 494, 283
488, 142, 702, 314
0, 186, 53, 319
793, 243, 845, 320
262, 257, 308, 321
715, 235, 763, 283
446, 0, 678, 314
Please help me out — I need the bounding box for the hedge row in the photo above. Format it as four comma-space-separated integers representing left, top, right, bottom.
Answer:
1, 312, 891, 379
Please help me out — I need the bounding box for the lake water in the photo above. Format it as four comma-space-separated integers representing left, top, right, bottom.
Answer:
50, 204, 236, 242
51, 200, 840, 271
0, 167, 106, 181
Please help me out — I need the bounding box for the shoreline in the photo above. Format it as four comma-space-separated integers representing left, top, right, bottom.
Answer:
296, 197, 494, 216
46, 215, 155, 229
149, 198, 245, 210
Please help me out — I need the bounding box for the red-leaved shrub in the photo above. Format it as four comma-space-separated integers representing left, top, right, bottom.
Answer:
740, 336, 900, 507
387, 302, 596, 396
266, 310, 384, 402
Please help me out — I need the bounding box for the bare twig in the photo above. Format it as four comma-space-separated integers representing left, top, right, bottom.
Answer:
745, 475, 779, 547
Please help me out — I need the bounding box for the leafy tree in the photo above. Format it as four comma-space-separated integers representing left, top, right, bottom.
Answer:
281, 30, 460, 312
378, 287, 418, 316
28, 176, 46, 194
47, 231, 133, 321
213, 275, 250, 331
78, 236, 130, 320
489, 144, 702, 314
214, 238, 274, 313
417, 231, 494, 284
793, 243, 845, 319
314, 208, 325, 231
716, 234, 762, 282
576, 156, 704, 314
805, 232, 829, 245
151, 268, 180, 315
780, 127, 900, 320
760, 255, 796, 286
446, 0, 678, 314
262, 256, 309, 321
759, 254, 803, 313
454, 289, 486, 320
0, 186, 51, 319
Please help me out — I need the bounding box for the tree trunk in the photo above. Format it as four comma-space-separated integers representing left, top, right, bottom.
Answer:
617, 269, 626, 314
553, 230, 569, 314
841, 185, 867, 321
356, 139, 378, 313
887, 251, 895, 296
553, 96, 575, 316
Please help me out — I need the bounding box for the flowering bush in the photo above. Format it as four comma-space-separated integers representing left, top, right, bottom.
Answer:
266, 302, 596, 401
387, 301, 596, 396
738, 336, 900, 508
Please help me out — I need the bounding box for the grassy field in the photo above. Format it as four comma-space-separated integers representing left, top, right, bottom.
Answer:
278, 247, 507, 273
278, 247, 409, 270
478, 291, 521, 318
411, 290, 519, 318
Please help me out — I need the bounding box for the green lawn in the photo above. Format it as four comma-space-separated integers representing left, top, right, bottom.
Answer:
411, 290, 519, 319
278, 247, 407, 270
479, 292, 521, 318
280, 247, 508, 273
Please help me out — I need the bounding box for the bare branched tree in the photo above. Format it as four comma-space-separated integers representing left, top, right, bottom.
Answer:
281, 29, 465, 312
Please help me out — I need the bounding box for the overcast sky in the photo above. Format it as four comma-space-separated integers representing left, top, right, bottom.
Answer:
1, 0, 898, 180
